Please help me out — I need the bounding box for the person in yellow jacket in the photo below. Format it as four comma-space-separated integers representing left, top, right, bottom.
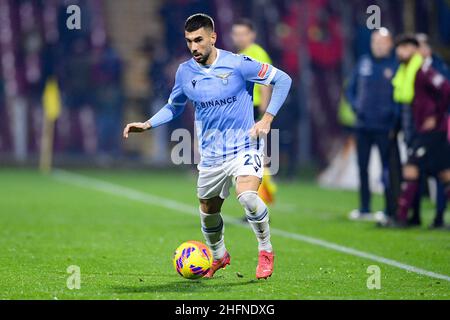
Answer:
231, 18, 277, 208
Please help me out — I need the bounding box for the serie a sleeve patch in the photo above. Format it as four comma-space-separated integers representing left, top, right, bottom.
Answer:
258, 64, 269, 79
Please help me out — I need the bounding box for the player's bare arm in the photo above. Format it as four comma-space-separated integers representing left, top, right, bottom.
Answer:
258, 85, 272, 114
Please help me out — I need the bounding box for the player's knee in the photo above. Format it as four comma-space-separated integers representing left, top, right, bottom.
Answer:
237, 191, 260, 214
235, 175, 261, 195
199, 198, 223, 214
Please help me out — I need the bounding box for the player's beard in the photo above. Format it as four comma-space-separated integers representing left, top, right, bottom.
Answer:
194, 48, 211, 65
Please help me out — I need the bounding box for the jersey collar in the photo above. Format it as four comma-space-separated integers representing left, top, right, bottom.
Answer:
195, 48, 221, 75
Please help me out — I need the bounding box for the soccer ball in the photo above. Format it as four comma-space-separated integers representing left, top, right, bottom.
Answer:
173, 241, 213, 279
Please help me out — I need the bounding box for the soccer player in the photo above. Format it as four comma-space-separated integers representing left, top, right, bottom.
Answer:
379, 34, 450, 228
231, 18, 277, 207
123, 14, 292, 279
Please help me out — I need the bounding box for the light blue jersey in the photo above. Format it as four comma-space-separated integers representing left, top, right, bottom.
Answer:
167, 49, 278, 167
148, 48, 291, 167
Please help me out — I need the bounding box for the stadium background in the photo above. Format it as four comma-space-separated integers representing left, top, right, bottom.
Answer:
1, 0, 450, 300
0, 0, 449, 175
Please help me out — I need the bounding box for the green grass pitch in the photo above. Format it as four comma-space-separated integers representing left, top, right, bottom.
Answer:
0, 168, 449, 300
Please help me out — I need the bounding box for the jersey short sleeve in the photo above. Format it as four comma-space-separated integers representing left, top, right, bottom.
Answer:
238, 55, 278, 86
168, 66, 188, 107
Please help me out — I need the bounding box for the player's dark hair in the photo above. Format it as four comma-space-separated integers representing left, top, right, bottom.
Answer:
233, 18, 255, 31
395, 34, 419, 47
185, 13, 215, 32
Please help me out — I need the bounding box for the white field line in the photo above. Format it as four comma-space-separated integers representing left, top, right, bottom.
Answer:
52, 169, 450, 282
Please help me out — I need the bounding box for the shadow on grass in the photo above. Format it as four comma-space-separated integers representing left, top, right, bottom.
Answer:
112, 278, 262, 294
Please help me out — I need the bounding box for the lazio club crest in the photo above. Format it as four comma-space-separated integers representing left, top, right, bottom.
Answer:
215, 72, 232, 85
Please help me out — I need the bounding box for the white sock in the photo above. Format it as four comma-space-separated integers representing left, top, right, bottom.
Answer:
199, 208, 226, 260
238, 192, 273, 252
249, 214, 272, 252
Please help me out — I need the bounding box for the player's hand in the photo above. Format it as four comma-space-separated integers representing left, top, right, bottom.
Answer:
123, 121, 151, 139
249, 113, 274, 139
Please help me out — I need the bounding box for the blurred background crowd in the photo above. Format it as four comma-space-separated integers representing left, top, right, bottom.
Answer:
1, 0, 450, 181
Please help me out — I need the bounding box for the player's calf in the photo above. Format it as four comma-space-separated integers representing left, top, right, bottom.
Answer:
198, 201, 227, 262
238, 191, 274, 279
198, 199, 231, 279
237, 191, 273, 253
199, 197, 224, 214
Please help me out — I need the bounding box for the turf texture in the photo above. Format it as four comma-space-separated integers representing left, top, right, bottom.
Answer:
0, 168, 449, 300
